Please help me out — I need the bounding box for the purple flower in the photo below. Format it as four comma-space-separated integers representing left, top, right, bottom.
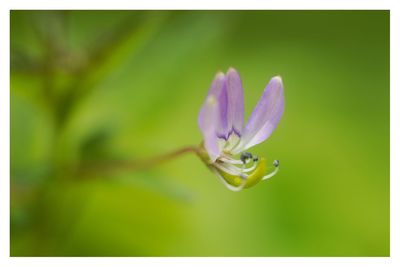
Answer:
198, 68, 284, 191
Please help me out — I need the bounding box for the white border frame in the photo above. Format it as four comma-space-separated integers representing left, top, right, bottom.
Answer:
1, 1, 398, 267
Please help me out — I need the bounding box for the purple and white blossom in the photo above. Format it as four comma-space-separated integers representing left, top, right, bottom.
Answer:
198, 68, 284, 191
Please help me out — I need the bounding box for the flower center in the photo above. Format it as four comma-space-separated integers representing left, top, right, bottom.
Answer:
211, 151, 280, 191
221, 131, 241, 153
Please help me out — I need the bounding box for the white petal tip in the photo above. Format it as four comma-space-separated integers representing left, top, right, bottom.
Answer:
272, 76, 283, 83
206, 95, 217, 106
215, 72, 225, 78
227, 67, 238, 73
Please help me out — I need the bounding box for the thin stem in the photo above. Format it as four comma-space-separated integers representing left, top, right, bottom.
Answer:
77, 145, 202, 177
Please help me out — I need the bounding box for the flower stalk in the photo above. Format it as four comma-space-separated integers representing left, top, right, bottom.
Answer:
78, 145, 202, 176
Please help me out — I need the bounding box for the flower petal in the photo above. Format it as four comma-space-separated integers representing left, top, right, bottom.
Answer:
236, 76, 284, 151
226, 68, 244, 137
216, 78, 229, 139
198, 73, 225, 161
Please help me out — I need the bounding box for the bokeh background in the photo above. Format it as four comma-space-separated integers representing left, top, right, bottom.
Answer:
10, 10, 389, 256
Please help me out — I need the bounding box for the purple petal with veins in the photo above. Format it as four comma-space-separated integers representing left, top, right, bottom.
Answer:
238, 76, 284, 151
226, 68, 244, 137
216, 80, 229, 139
198, 73, 225, 161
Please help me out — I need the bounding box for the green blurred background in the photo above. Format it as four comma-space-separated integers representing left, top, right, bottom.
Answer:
10, 10, 389, 256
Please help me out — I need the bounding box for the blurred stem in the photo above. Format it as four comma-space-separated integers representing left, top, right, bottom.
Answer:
14, 11, 169, 255
78, 145, 202, 176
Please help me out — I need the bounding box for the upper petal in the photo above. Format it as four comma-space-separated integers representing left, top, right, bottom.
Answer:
216, 78, 229, 139
235, 76, 284, 152
198, 73, 225, 161
226, 68, 244, 137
